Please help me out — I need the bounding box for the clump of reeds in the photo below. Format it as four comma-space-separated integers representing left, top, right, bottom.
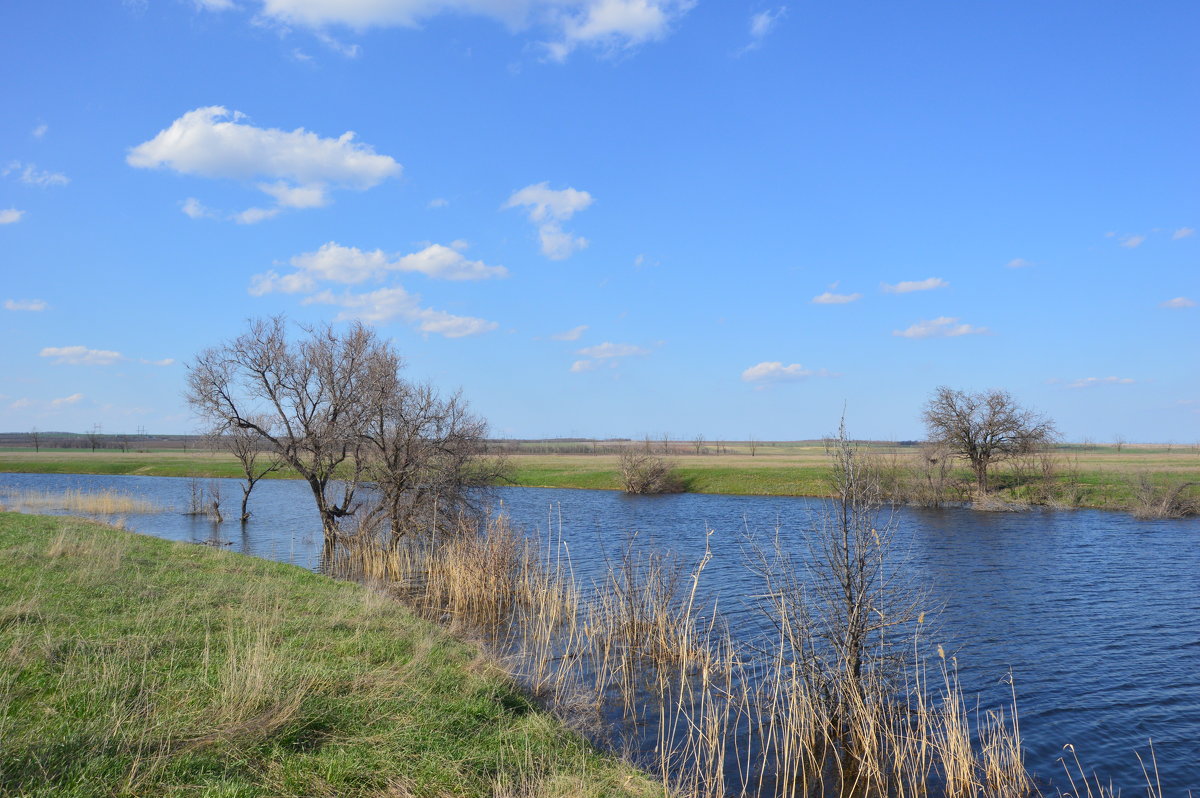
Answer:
1, 487, 162, 515
1130, 475, 1198, 519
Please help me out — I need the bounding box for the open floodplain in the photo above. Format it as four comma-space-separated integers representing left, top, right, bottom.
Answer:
1, 470, 1197, 795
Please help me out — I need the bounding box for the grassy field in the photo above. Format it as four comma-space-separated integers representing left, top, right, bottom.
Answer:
0, 512, 657, 798
1, 442, 1198, 510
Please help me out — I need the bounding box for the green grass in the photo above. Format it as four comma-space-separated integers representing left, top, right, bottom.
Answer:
0, 513, 658, 798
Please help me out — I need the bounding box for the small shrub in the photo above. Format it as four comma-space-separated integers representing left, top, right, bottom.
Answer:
1131, 475, 1199, 519
617, 451, 684, 495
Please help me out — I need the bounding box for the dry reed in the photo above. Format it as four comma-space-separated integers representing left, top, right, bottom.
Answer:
1, 487, 163, 515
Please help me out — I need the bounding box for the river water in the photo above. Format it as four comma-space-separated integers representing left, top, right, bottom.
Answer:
2, 471, 1197, 793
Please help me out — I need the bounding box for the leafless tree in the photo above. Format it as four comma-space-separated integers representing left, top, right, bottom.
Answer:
28, 428, 40, 454
748, 435, 758, 457
692, 433, 706, 456
186, 317, 387, 544
187, 317, 497, 547
209, 418, 283, 522
922, 386, 1057, 494
85, 427, 101, 453
617, 450, 684, 494
1113, 434, 1126, 454
357, 378, 507, 544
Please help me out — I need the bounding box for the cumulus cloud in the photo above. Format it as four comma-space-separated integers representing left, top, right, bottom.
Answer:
571, 340, 648, 372
0, 209, 24, 224
128, 106, 401, 220
551, 324, 588, 341
251, 241, 506, 296
892, 317, 989, 339
1068, 376, 1135, 389
741, 361, 831, 383
3, 161, 69, 187
1173, 227, 1195, 240
504, 182, 593, 260
1005, 258, 1033, 269
5, 299, 47, 311
51, 393, 84, 408
304, 287, 498, 337
881, 277, 948, 294
812, 291, 862, 305
548, 0, 695, 60
1161, 296, 1196, 309
39, 346, 124, 366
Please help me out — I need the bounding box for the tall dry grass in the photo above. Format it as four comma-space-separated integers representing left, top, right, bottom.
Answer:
1, 487, 164, 515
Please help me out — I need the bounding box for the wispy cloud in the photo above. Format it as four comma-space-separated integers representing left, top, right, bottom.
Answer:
892, 317, 989, 339
50, 392, 84, 408
39, 346, 123, 366
737, 6, 786, 54
1005, 258, 1033, 269
1119, 234, 1146, 248
31, 123, 48, 138
4, 299, 47, 311
1067, 376, 1136, 389
1173, 227, 1195, 240
811, 291, 862, 305
428, 197, 449, 208
881, 277, 948, 294
741, 361, 832, 384
3, 161, 69, 188
504, 182, 594, 260
1160, 296, 1196, 309
571, 340, 649, 372
551, 324, 588, 341
128, 106, 401, 221
0, 209, 24, 224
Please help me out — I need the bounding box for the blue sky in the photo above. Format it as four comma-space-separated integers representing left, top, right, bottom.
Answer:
1, 0, 1196, 442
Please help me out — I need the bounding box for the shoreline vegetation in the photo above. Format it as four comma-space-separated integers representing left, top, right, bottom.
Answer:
0, 512, 657, 798
2, 439, 1198, 516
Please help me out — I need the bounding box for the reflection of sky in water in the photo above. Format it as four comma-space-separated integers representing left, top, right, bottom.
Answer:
2, 472, 1197, 792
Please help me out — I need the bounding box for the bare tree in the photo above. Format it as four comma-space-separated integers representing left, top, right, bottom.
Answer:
28, 428, 40, 454
210, 418, 283, 522
617, 450, 684, 494
357, 378, 507, 543
692, 433, 706, 456
85, 426, 101, 452
1113, 434, 1126, 454
748, 435, 758, 457
186, 317, 386, 544
922, 386, 1057, 494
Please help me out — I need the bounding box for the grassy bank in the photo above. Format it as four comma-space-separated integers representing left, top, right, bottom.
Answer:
2, 445, 1198, 512
0, 513, 656, 798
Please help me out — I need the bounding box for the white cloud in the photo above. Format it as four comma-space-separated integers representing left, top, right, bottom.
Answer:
9, 398, 34, 410
428, 197, 449, 208
811, 291, 862, 305
504, 182, 593, 260
39, 346, 124, 366
737, 6, 785, 54
550, 0, 693, 60
571, 340, 648, 373
892, 317, 989, 339
0, 209, 24, 224
139, 358, 176, 367
1173, 227, 1195, 240
51, 393, 85, 408
881, 277, 948, 294
181, 197, 218, 219
1068, 376, 1136, 389
741, 361, 831, 383
1119, 234, 1145, 248
128, 106, 401, 219
1161, 296, 1196, 309
252, 241, 507, 295
31, 123, 48, 138
4, 299, 47, 311
304, 287, 498, 337
576, 342, 648, 358
3, 161, 69, 188
1005, 258, 1033, 269
551, 324, 588, 341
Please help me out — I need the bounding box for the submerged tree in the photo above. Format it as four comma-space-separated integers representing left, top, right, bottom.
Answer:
922, 386, 1057, 494
209, 417, 283, 522
186, 316, 497, 546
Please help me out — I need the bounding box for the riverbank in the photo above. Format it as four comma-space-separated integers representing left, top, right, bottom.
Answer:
3, 446, 1198, 513
0, 512, 657, 798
